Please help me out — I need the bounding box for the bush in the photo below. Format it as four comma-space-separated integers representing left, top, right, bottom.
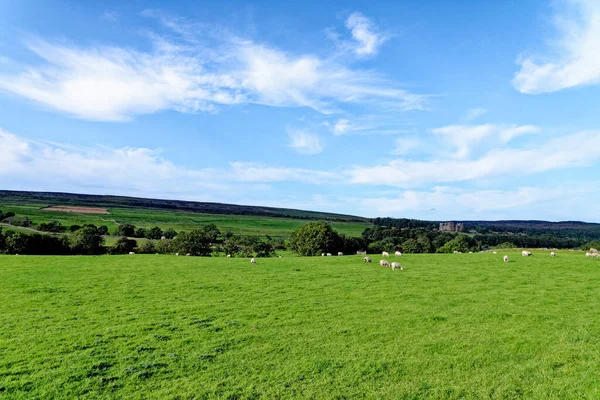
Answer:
154, 239, 173, 254
111, 237, 137, 254
496, 242, 517, 249
69, 225, 82, 232
115, 224, 135, 237
38, 220, 66, 233
139, 240, 156, 254
133, 228, 147, 238
163, 228, 177, 239
98, 226, 109, 235
146, 227, 163, 240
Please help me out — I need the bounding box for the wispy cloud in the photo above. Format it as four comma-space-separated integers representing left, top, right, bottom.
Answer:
100, 11, 119, 23
513, 0, 600, 93
392, 136, 422, 155
348, 129, 600, 187
462, 107, 487, 122
431, 124, 540, 159
287, 130, 323, 154
345, 12, 388, 57
0, 13, 426, 121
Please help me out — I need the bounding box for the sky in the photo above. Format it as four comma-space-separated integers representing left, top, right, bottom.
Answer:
1, 0, 600, 221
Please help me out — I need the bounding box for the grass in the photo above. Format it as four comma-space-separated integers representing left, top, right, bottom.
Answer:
1, 251, 600, 398
0, 203, 371, 238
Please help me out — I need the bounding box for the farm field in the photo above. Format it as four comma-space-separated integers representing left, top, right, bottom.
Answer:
2, 252, 600, 398
0, 203, 371, 238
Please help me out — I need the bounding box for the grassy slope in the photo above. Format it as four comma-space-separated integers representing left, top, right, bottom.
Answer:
0, 203, 371, 238
2, 252, 600, 398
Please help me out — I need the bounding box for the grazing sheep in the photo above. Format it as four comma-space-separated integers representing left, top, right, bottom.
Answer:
338, 252, 344, 256
250, 258, 256, 264
380, 259, 390, 267
363, 257, 372, 263
327, 253, 332, 256
394, 251, 402, 257
551, 252, 556, 257
453, 251, 460, 254
586, 252, 591, 258
382, 251, 390, 257
391, 262, 403, 271
591, 248, 598, 253
129, 252, 135, 255
503, 255, 509, 262
322, 253, 326, 257
227, 254, 231, 258
522, 251, 532, 257
186, 253, 191, 256
357, 251, 367, 255
175, 253, 179, 256
493, 251, 497, 254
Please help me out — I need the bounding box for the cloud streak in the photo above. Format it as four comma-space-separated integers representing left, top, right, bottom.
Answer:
0, 14, 425, 121
513, 0, 600, 93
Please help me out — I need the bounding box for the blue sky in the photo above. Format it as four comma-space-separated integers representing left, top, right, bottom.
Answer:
1, 0, 600, 221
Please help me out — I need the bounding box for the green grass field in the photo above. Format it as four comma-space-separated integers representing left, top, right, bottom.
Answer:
2, 251, 600, 399
0, 203, 371, 238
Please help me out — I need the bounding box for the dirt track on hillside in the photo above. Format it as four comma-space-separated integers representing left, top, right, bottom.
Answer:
41, 206, 110, 214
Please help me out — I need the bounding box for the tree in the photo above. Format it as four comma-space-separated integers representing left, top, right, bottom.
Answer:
199, 224, 221, 243
147, 226, 163, 240
97, 226, 109, 235
69, 225, 82, 232
162, 228, 177, 239
172, 230, 213, 256
288, 222, 342, 256
115, 224, 135, 237
70, 226, 105, 255
401, 238, 422, 254
253, 242, 275, 258
111, 237, 137, 254
134, 228, 147, 238
38, 220, 65, 233
139, 240, 156, 254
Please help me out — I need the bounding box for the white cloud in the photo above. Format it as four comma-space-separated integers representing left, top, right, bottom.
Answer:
392, 137, 422, 155
463, 108, 487, 122
431, 124, 540, 159
331, 118, 411, 136
358, 184, 597, 219
513, 0, 600, 93
349, 130, 600, 187
498, 125, 540, 142
287, 130, 323, 155
345, 12, 388, 57
101, 11, 119, 23
0, 129, 335, 198
0, 16, 425, 121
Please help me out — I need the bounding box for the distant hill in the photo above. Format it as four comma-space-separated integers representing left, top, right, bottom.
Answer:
458, 220, 600, 230
0, 190, 367, 223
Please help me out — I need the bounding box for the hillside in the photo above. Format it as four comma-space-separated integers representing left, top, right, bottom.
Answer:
0, 190, 366, 222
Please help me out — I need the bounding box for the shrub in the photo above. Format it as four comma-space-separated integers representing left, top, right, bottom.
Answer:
70, 227, 105, 255
115, 224, 135, 237
111, 237, 137, 254
288, 222, 342, 256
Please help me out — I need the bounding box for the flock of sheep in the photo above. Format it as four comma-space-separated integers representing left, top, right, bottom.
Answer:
586, 248, 600, 258
362, 251, 404, 271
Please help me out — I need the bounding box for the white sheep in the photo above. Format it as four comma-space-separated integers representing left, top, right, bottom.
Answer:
503, 255, 509, 262
382, 251, 390, 257
250, 258, 256, 264
453, 251, 460, 254
357, 251, 367, 255
327, 253, 332, 256
227, 254, 231, 258
550, 252, 556, 257
363, 257, 372, 263
338, 252, 344, 256
129, 252, 135, 255
380, 259, 390, 267
322, 253, 326, 257
493, 251, 497, 254
391, 262, 403, 271
186, 253, 191, 256
175, 253, 179, 256
586, 252, 591, 258
522, 251, 532, 257
394, 251, 402, 257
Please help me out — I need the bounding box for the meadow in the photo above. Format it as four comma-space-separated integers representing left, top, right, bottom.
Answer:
2, 251, 600, 399
0, 203, 371, 238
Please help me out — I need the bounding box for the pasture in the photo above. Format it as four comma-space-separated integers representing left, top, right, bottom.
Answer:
0, 203, 371, 238
1, 252, 600, 399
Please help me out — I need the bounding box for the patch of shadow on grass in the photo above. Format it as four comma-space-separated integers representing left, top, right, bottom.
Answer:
124, 362, 168, 380
430, 315, 447, 322
86, 361, 114, 378
136, 346, 155, 353
23, 287, 66, 294
152, 334, 171, 341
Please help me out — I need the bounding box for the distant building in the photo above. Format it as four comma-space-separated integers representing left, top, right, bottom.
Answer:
439, 222, 464, 232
